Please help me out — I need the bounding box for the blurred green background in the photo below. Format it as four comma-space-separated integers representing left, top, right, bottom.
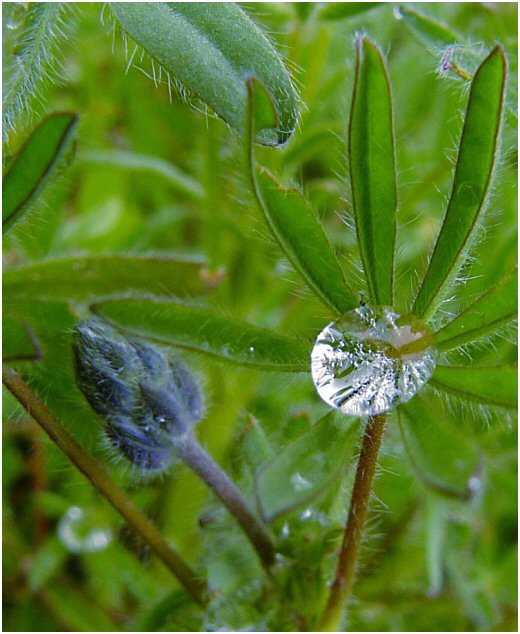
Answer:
3, 3, 517, 631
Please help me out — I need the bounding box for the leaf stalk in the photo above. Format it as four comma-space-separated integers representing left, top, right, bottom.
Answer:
317, 413, 387, 631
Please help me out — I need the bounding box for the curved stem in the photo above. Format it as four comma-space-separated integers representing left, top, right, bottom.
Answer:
318, 413, 387, 631
179, 435, 276, 571
3, 367, 207, 605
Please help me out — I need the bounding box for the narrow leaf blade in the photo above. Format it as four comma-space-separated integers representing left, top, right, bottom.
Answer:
255, 412, 361, 522
4, 254, 218, 302
435, 269, 518, 351
397, 6, 461, 49
318, 3, 382, 21
3, 112, 78, 233
431, 364, 517, 408
253, 167, 358, 314
349, 37, 397, 306
92, 298, 310, 371
399, 398, 481, 500
413, 46, 507, 319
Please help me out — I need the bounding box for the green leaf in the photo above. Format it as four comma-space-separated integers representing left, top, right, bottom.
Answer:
252, 167, 358, 315
413, 46, 507, 319
435, 269, 518, 351
397, 5, 462, 49
80, 149, 204, 201
2, 3, 72, 143
255, 412, 361, 522
3, 312, 42, 362
4, 254, 217, 302
242, 415, 275, 472
92, 297, 310, 372
109, 2, 299, 146
2, 112, 78, 233
399, 398, 481, 500
430, 364, 517, 409
318, 3, 382, 21
349, 37, 397, 306
28, 535, 67, 592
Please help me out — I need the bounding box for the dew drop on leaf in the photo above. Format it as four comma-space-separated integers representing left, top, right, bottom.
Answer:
57, 506, 113, 554
311, 305, 437, 416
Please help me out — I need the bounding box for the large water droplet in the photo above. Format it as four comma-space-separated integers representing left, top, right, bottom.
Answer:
57, 506, 113, 554
311, 305, 437, 416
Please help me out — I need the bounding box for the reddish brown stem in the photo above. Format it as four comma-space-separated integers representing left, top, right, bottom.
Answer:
318, 413, 387, 631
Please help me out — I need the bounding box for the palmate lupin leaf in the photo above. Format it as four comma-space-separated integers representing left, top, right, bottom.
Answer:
252, 167, 358, 315
91, 297, 310, 372
109, 2, 299, 146
246, 78, 358, 316
431, 365, 517, 409
3, 112, 78, 234
434, 268, 517, 352
413, 45, 507, 320
349, 36, 397, 307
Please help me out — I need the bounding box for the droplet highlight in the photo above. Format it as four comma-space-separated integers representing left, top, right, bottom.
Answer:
57, 506, 113, 554
311, 305, 437, 416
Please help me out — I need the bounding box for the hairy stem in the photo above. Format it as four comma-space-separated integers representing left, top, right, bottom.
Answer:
318, 413, 387, 631
179, 435, 276, 571
2, 367, 207, 605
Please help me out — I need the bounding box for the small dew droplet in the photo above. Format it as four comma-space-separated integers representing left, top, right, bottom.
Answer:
290, 472, 313, 492
57, 506, 112, 554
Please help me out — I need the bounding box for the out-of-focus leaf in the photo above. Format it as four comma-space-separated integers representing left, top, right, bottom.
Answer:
255, 412, 360, 522
430, 365, 517, 408
28, 535, 67, 591
413, 46, 507, 319
3, 312, 42, 362
3, 112, 78, 233
92, 297, 310, 371
349, 37, 397, 306
424, 499, 448, 595
242, 415, 275, 472
43, 583, 122, 631
109, 3, 299, 145
80, 149, 204, 200
318, 3, 382, 21
447, 554, 500, 629
133, 590, 196, 632
252, 167, 357, 314
399, 398, 481, 500
4, 254, 218, 302
435, 269, 517, 351
397, 5, 461, 48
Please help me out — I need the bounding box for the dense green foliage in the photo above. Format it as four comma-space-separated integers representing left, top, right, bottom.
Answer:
3, 3, 517, 632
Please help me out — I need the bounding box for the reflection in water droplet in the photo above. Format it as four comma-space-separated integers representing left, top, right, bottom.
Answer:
57, 506, 113, 554
311, 305, 437, 416
290, 472, 312, 492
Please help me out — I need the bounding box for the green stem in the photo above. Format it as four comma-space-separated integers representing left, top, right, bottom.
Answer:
317, 413, 387, 631
2, 367, 207, 606
179, 435, 276, 571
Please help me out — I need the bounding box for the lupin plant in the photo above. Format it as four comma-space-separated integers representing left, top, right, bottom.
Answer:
3, 3, 517, 632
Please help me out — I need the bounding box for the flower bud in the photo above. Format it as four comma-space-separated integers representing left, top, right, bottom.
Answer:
73, 319, 205, 471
